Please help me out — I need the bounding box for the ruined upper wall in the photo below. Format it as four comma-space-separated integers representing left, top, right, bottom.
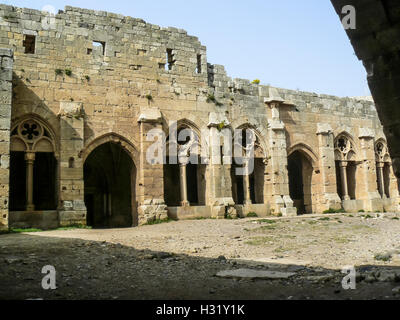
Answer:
0, 4, 382, 131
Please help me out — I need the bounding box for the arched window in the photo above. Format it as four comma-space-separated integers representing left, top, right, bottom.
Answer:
10, 118, 57, 211
231, 126, 267, 205
163, 122, 206, 207
334, 133, 357, 200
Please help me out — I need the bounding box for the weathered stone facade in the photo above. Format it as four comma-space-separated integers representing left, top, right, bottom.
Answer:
0, 4, 398, 229
330, 0, 400, 179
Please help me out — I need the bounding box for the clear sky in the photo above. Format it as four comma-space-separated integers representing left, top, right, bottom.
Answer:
3, 0, 370, 97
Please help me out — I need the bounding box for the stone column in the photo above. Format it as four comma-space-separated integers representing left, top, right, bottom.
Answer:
207, 113, 236, 219
25, 152, 35, 211
58, 102, 87, 227
316, 123, 341, 211
137, 107, 168, 225
243, 161, 252, 205
376, 162, 386, 198
339, 161, 350, 201
358, 129, 383, 211
0, 48, 13, 230
179, 163, 190, 206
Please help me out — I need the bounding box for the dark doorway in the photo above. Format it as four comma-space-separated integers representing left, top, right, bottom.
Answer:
84, 142, 135, 228
33, 152, 57, 210
231, 165, 244, 205
187, 163, 199, 205
163, 158, 181, 207
383, 163, 391, 198
288, 151, 313, 214
9, 152, 26, 211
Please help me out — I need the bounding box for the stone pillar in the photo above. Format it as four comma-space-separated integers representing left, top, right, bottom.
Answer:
208, 113, 236, 219
179, 163, 190, 206
243, 160, 252, 205
339, 161, 350, 201
358, 129, 383, 212
376, 162, 385, 198
25, 152, 35, 211
316, 123, 341, 211
137, 107, 168, 225
0, 48, 13, 231
265, 99, 296, 217
58, 102, 87, 227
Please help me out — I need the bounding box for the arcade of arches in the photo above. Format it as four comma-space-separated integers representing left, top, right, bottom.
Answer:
6, 115, 400, 229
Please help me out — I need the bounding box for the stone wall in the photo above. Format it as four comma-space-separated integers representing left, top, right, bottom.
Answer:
0, 47, 12, 230
330, 0, 400, 178
0, 4, 397, 227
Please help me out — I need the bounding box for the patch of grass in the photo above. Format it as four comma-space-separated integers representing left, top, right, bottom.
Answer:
247, 212, 258, 218
323, 208, 346, 214
65, 69, 72, 76
246, 236, 275, 246
318, 217, 330, 221
259, 225, 277, 231
273, 246, 297, 253
144, 218, 175, 225
258, 219, 277, 224
56, 225, 92, 231
308, 220, 318, 225
358, 210, 365, 213
206, 94, 216, 103
332, 236, 351, 244
252, 79, 260, 85
361, 214, 373, 219
55, 69, 63, 75
10, 228, 43, 233
392, 217, 399, 220
84, 75, 91, 81
225, 213, 238, 220
374, 253, 392, 262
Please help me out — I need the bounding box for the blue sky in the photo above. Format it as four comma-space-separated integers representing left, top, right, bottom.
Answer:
4, 0, 370, 97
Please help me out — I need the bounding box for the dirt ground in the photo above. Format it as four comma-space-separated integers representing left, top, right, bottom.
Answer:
1, 212, 400, 300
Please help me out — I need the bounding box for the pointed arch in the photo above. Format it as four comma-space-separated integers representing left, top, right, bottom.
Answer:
11, 114, 58, 155
334, 131, 358, 161
235, 123, 268, 158
81, 133, 139, 166
83, 133, 138, 228
287, 143, 319, 168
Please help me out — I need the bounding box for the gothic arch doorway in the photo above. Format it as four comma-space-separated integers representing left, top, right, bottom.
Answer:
288, 150, 314, 214
84, 141, 136, 228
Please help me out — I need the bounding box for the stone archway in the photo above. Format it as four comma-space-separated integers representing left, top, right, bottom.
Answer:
287, 149, 315, 214
83, 140, 137, 228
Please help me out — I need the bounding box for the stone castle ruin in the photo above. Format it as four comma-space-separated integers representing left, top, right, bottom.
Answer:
0, 4, 398, 230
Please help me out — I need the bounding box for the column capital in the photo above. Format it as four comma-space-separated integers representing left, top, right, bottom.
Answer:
24, 151, 36, 162
339, 161, 348, 168
376, 161, 385, 168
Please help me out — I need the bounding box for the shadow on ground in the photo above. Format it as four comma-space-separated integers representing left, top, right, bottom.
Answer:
0, 233, 399, 300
